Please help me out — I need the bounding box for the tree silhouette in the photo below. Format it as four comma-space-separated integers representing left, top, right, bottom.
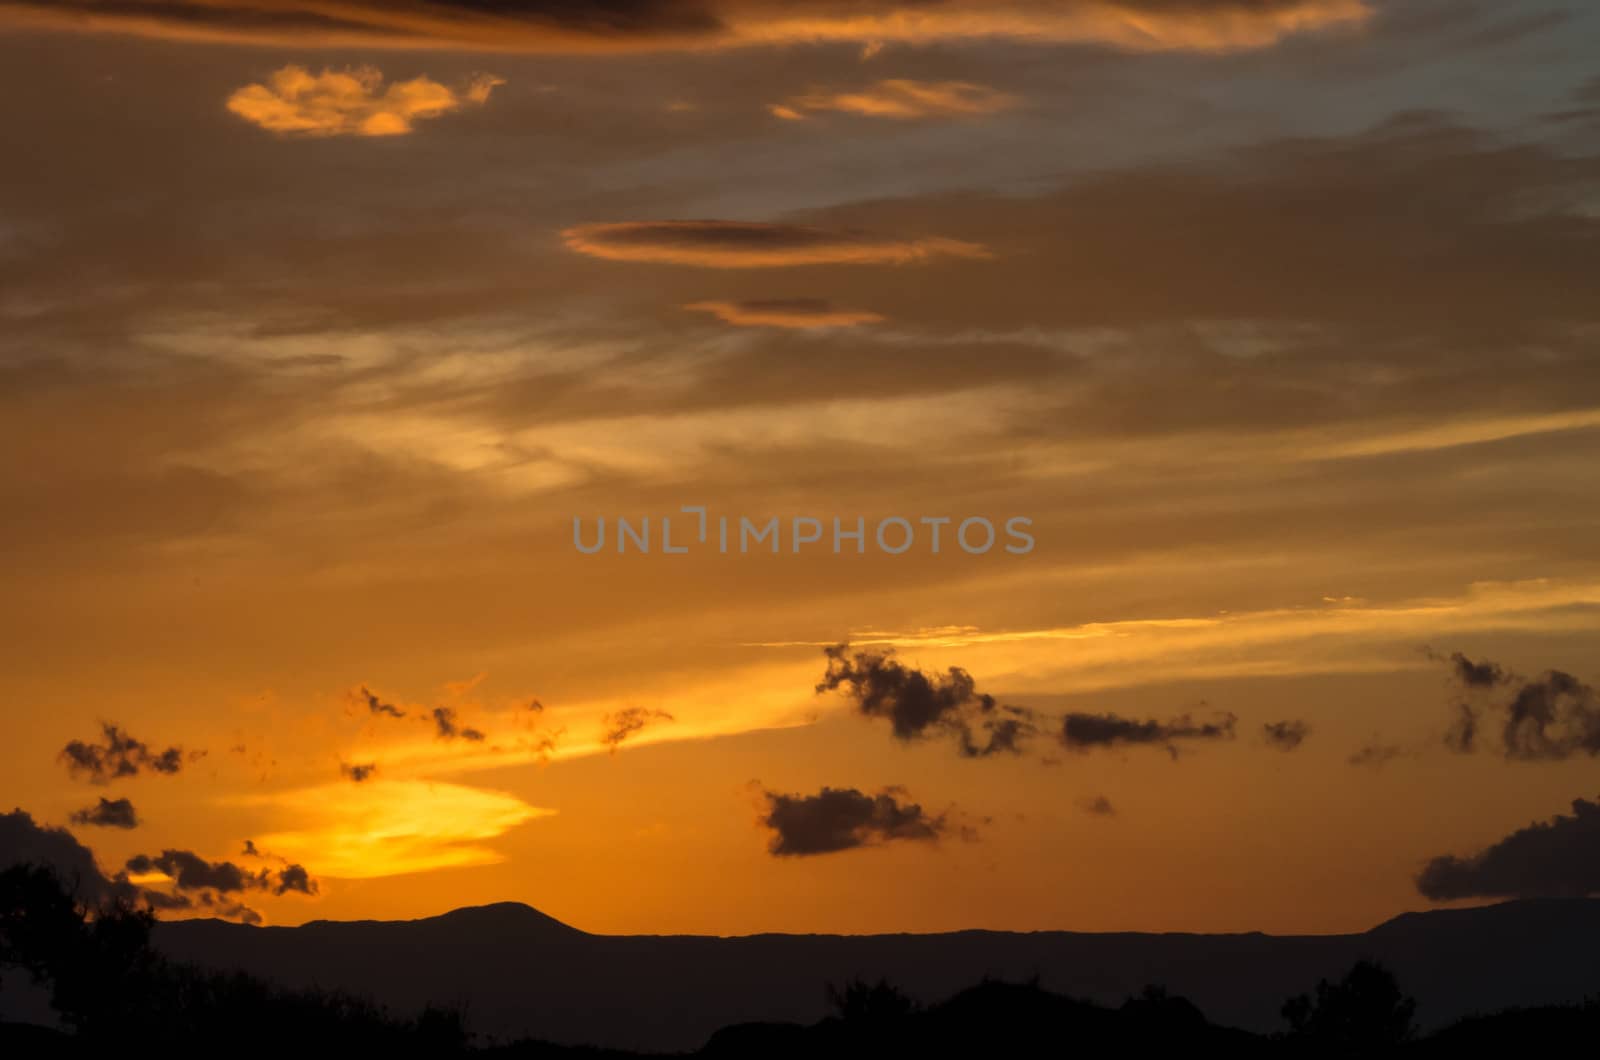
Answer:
1282, 959, 1417, 1054
825, 977, 917, 1023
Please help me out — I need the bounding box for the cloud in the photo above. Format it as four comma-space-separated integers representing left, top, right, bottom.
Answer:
1059, 709, 1236, 757
816, 643, 1037, 758
601, 706, 675, 751
356, 685, 406, 719
1417, 796, 1600, 900
59, 723, 187, 784
772, 79, 1019, 121
0, 1, 1374, 55
126, 847, 321, 901
68, 796, 140, 830
226, 65, 503, 138
431, 706, 486, 742
1500, 671, 1600, 761
759, 785, 949, 856
1348, 741, 1412, 769
685, 299, 885, 329
1080, 795, 1117, 817
341, 761, 378, 783
0, 809, 273, 921
1428, 648, 1510, 689
1263, 719, 1311, 751
242, 779, 552, 878
0, 807, 136, 906
1444, 702, 1479, 754
562, 221, 991, 268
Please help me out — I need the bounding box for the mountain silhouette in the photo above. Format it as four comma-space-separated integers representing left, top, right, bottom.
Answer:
149, 898, 1600, 1052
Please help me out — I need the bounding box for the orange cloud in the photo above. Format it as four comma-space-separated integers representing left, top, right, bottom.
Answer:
1, 1, 1373, 55
686, 299, 886, 328
226, 65, 502, 138
772, 79, 1019, 120
563, 221, 992, 268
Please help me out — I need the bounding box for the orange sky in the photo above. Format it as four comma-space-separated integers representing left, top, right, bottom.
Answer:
2, 0, 1600, 935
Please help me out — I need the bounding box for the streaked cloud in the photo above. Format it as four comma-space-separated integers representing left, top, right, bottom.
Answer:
772, 79, 1018, 121
563, 221, 992, 268
0, 1, 1374, 55
226, 65, 502, 138
685, 299, 885, 329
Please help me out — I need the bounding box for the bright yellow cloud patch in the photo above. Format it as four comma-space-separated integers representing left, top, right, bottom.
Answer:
226, 66, 503, 138
245, 779, 552, 879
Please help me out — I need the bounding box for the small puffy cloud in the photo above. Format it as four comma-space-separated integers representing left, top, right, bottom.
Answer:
1263, 719, 1311, 751
562, 221, 991, 268
60, 723, 187, 784
341, 761, 378, 783
1348, 741, 1412, 769
601, 707, 675, 752
1417, 796, 1600, 900
1080, 795, 1117, 817
817, 643, 1037, 758
431, 706, 486, 742
759, 785, 950, 856
773, 79, 1019, 121
226, 65, 503, 138
685, 299, 885, 329
69, 796, 140, 830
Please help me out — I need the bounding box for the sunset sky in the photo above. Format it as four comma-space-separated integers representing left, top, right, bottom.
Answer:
2, 0, 1599, 938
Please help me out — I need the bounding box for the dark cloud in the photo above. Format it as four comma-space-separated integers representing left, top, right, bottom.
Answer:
341, 761, 378, 782
1428, 648, 1511, 689
1262, 719, 1311, 751
59, 722, 187, 784
0, 1, 1365, 53
600, 706, 674, 751
817, 644, 1038, 758
68, 796, 140, 830
125, 849, 259, 893
563, 221, 991, 268
1417, 796, 1600, 900
0, 807, 136, 906
273, 863, 319, 897
1080, 795, 1117, 817
760, 785, 949, 857
1059, 710, 1236, 758
1348, 741, 1412, 769
1500, 670, 1600, 761
430, 706, 486, 742
1443, 701, 1479, 754
125, 848, 320, 900
358, 685, 406, 719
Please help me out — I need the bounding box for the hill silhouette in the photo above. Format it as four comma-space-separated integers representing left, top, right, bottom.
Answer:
149, 897, 1600, 1052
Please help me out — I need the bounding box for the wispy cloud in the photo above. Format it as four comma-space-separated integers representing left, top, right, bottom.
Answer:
771, 79, 1018, 121
562, 221, 991, 268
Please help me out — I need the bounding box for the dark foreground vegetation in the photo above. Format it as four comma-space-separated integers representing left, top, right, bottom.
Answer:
4, 864, 1596, 1057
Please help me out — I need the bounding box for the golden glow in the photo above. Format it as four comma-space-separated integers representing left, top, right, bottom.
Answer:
226, 65, 502, 138
242, 780, 553, 879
